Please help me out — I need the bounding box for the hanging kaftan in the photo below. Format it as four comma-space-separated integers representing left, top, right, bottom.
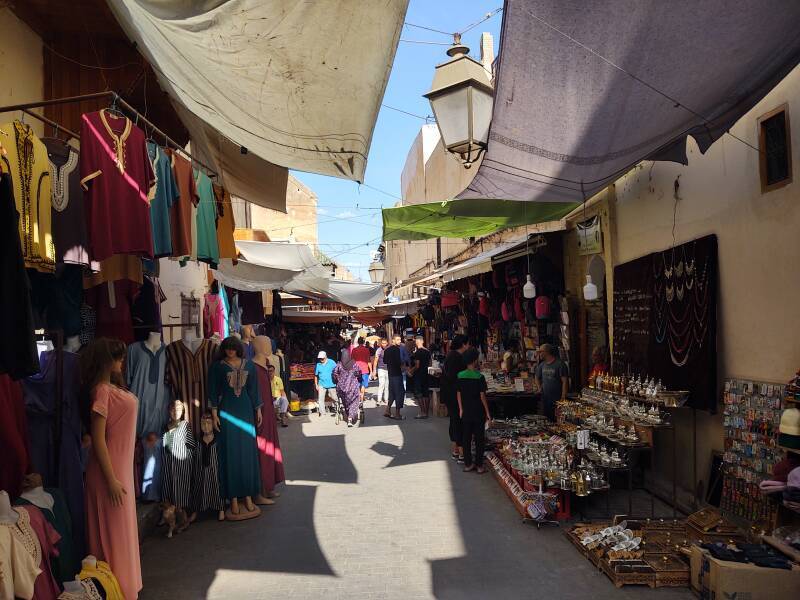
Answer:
126, 341, 169, 438
79, 110, 155, 261
254, 363, 285, 493
207, 360, 262, 499
165, 339, 217, 435
0, 121, 55, 272
147, 142, 179, 257
194, 169, 219, 265
44, 138, 90, 266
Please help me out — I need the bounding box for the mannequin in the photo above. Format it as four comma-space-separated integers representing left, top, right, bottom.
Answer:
252, 336, 285, 504
263, 335, 281, 373
241, 324, 255, 359
20, 482, 55, 512
145, 331, 161, 353
63, 580, 83, 594
182, 329, 203, 353
195, 413, 225, 522
160, 400, 196, 529
64, 335, 81, 353
0, 490, 18, 523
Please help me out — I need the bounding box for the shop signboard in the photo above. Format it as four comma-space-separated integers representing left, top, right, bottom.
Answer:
577, 215, 602, 255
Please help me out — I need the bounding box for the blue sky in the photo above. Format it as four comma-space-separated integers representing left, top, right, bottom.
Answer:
291, 1, 503, 281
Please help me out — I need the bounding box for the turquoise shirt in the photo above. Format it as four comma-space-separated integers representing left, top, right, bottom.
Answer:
147, 142, 179, 257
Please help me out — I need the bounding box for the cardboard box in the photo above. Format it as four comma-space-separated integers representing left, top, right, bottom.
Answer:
692, 546, 800, 600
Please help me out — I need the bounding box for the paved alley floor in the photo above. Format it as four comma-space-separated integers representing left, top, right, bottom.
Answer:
140, 399, 691, 600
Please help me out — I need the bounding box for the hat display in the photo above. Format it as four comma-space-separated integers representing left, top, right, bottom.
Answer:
778, 407, 800, 449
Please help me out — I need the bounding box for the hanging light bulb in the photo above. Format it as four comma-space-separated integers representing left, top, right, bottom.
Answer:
523, 274, 536, 299
583, 274, 598, 301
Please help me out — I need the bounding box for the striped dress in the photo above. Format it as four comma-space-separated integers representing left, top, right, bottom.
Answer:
194, 436, 225, 512
165, 339, 218, 435
160, 421, 196, 508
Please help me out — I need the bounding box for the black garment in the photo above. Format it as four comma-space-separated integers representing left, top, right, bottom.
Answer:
448, 412, 463, 444
412, 347, 431, 396
0, 174, 39, 379
383, 345, 403, 377
238, 290, 264, 326
28, 264, 83, 337
132, 275, 163, 342
441, 350, 466, 408
456, 371, 488, 421
388, 374, 405, 410
462, 419, 486, 467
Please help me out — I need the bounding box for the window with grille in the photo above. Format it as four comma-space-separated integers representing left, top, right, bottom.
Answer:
180, 294, 200, 339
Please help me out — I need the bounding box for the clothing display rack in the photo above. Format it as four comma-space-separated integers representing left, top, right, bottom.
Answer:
0, 91, 218, 178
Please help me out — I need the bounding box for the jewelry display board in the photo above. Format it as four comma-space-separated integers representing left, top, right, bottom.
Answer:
612, 235, 717, 411
720, 377, 784, 529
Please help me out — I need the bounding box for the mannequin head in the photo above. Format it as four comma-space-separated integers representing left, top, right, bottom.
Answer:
217, 336, 245, 361
253, 335, 270, 356
200, 412, 214, 436
169, 400, 186, 423
262, 336, 274, 357
241, 325, 255, 342
79, 338, 127, 429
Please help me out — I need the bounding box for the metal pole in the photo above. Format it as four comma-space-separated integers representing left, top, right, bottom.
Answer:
672, 425, 677, 518
0, 91, 113, 113
22, 109, 81, 141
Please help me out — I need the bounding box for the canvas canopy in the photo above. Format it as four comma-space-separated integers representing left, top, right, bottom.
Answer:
459, 0, 800, 204
382, 198, 572, 241
212, 241, 385, 308
107, 0, 408, 204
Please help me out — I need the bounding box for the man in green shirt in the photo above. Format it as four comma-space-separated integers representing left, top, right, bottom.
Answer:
456, 348, 491, 474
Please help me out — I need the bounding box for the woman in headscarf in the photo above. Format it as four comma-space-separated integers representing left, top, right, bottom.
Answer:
333, 349, 364, 427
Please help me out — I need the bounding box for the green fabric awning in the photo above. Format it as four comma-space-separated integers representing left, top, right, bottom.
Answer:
382, 199, 579, 241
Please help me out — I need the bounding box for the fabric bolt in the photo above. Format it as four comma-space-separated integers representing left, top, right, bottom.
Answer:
43, 138, 90, 266
146, 142, 179, 257
203, 293, 226, 339
17, 505, 61, 600
0, 375, 30, 498
207, 359, 262, 499
165, 339, 217, 436
194, 169, 219, 265
79, 111, 155, 261
0, 173, 40, 378
254, 364, 285, 493
0, 121, 55, 272
0, 509, 41, 600
194, 436, 225, 512
85, 279, 140, 345
160, 420, 196, 508
333, 361, 363, 423
16, 488, 79, 586
163, 149, 197, 258
22, 349, 85, 558
84, 383, 142, 600
213, 183, 237, 261
126, 341, 169, 438
131, 275, 164, 342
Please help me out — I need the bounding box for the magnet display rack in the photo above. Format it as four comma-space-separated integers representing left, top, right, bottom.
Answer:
720, 377, 785, 531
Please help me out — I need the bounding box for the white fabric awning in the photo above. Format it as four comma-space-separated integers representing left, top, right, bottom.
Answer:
373, 296, 427, 317
108, 0, 408, 187
283, 309, 348, 324
213, 241, 385, 307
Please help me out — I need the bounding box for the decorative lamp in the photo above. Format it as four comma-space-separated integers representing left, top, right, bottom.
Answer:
424, 34, 493, 168
583, 275, 599, 301
523, 274, 536, 299
368, 260, 385, 283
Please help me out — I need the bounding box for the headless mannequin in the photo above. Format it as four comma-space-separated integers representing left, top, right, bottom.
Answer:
0, 490, 18, 523
145, 331, 162, 353
263, 336, 281, 373
241, 325, 255, 355
63, 580, 83, 593
251, 336, 277, 505
20, 473, 54, 511
182, 329, 203, 353
82, 556, 97, 570
64, 335, 81, 353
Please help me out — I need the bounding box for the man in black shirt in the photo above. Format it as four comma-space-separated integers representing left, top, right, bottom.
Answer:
383, 333, 405, 420
441, 335, 469, 461
456, 348, 491, 473
410, 335, 432, 419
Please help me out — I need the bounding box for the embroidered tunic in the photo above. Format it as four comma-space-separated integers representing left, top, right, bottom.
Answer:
79, 110, 155, 261
0, 121, 55, 272
207, 360, 262, 499
43, 138, 90, 266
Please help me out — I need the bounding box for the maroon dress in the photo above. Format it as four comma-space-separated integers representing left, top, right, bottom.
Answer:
79, 110, 155, 261
254, 363, 285, 494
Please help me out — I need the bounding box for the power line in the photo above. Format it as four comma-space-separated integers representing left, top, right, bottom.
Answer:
359, 183, 402, 200
404, 22, 453, 36
459, 8, 504, 35
399, 39, 452, 46
381, 104, 433, 121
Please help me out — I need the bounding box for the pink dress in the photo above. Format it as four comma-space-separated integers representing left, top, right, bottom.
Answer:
203, 293, 226, 338
254, 363, 285, 493
85, 383, 141, 599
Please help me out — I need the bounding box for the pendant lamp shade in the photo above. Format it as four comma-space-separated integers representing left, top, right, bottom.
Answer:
583, 274, 598, 301
523, 274, 536, 299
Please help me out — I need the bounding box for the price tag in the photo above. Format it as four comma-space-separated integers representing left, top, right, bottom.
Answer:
514, 378, 525, 392
577, 429, 590, 450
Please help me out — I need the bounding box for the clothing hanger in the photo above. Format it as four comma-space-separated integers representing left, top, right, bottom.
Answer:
105, 94, 126, 120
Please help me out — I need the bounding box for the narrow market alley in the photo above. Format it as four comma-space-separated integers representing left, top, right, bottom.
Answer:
139, 400, 690, 600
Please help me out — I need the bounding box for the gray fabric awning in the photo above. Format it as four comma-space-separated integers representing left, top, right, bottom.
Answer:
460, 0, 800, 204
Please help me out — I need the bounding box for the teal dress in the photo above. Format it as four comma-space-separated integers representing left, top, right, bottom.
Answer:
208, 359, 262, 499
194, 169, 220, 266
147, 142, 179, 257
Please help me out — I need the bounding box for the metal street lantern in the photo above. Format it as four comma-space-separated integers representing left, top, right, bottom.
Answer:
368, 259, 386, 283
424, 34, 493, 168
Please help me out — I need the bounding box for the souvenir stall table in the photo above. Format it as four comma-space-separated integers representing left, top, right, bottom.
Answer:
288, 362, 317, 413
